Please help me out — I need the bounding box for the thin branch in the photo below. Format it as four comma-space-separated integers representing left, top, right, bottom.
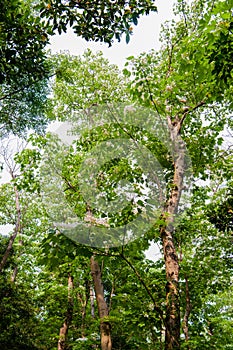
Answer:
141, 69, 162, 118
174, 100, 206, 134
119, 252, 164, 321
181, 0, 188, 29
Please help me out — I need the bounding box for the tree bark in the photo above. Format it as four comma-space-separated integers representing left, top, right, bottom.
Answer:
58, 274, 74, 350
161, 224, 180, 350
11, 266, 18, 283
90, 256, 112, 350
90, 285, 95, 318
161, 120, 186, 350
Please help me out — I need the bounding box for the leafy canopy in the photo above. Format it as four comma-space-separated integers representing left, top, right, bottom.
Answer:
38, 0, 157, 45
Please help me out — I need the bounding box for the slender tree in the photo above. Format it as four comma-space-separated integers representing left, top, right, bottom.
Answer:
91, 256, 112, 350
58, 273, 74, 350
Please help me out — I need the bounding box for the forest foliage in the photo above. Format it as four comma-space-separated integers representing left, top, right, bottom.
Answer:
0, 1, 233, 350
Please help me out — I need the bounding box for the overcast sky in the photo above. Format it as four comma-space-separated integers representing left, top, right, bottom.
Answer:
49, 0, 176, 68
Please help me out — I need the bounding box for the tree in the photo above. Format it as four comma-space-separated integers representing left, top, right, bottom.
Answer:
0, 78, 52, 136
12, 123, 166, 349
0, 0, 157, 134
58, 273, 74, 350
0, 0, 50, 86
123, 0, 233, 348
51, 49, 128, 117
175, 187, 233, 349
0, 160, 49, 349
36, 19, 232, 345
0, 139, 28, 273
91, 255, 112, 350
38, 0, 157, 45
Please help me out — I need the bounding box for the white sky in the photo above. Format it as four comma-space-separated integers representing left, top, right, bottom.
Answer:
49, 0, 176, 68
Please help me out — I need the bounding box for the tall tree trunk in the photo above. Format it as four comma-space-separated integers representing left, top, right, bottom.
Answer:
58, 274, 74, 350
161, 120, 186, 350
161, 224, 180, 350
0, 185, 21, 273
90, 256, 112, 350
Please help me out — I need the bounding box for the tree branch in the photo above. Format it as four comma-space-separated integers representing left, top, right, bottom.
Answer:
119, 252, 164, 321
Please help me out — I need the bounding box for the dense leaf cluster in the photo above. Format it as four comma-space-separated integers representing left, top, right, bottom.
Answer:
38, 0, 157, 45
0, 0, 50, 85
